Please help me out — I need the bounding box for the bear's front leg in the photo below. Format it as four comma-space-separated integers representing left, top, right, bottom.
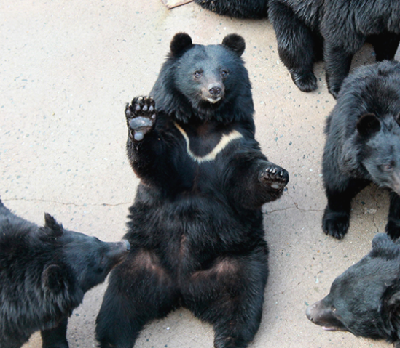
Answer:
258, 163, 289, 203
386, 192, 400, 240
41, 317, 68, 348
125, 96, 157, 142
322, 178, 368, 239
230, 158, 289, 209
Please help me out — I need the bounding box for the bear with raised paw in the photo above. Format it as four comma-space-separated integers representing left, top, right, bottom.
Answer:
307, 233, 400, 348
322, 61, 400, 240
0, 198, 130, 348
268, 0, 400, 97
95, 33, 289, 348
194, 0, 269, 19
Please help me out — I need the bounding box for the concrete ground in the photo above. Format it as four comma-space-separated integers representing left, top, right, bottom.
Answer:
1, 1, 399, 347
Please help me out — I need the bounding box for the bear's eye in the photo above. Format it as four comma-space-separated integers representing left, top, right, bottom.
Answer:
220, 70, 229, 78
383, 163, 394, 171
194, 70, 203, 79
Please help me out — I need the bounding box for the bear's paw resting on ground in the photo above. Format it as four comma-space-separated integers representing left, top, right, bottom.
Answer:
95, 32, 289, 348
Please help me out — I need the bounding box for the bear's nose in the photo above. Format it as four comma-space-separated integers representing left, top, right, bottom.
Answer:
208, 85, 222, 96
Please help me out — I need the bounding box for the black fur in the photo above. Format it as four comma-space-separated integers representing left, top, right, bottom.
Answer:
0, 198, 129, 348
322, 61, 400, 240
268, 0, 400, 97
307, 233, 400, 347
95, 33, 289, 348
194, 0, 269, 19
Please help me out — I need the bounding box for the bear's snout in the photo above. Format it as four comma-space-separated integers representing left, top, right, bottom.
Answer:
203, 83, 224, 103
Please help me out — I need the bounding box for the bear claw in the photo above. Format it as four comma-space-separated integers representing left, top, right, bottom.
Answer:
125, 96, 157, 141
259, 166, 289, 191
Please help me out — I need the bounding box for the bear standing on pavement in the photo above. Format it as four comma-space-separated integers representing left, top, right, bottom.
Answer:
95, 33, 289, 348
0, 198, 130, 348
322, 61, 400, 240
268, 0, 400, 97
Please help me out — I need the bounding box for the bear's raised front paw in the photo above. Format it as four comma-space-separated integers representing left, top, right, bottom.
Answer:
125, 96, 157, 141
322, 208, 350, 239
259, 165, 289, 192
291, 70, 318, 92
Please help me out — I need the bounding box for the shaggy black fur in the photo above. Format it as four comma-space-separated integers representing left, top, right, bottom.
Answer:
307, 233, 400, 348
322, 61, 400, 240
95, 33, 289, 348
0, 198, 129, 348
194, 0, 269, 19
268, 0, 400, 97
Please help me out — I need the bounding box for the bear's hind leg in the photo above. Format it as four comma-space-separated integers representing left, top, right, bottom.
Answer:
183, 246, 268, 348
95, 250, 179, 348
269, 1, 318, 92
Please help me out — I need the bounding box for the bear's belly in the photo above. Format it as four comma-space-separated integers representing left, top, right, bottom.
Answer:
127, 196, 261, 276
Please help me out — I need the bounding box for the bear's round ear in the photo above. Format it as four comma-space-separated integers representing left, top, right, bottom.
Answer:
372, 232, 392, 250
395, 112, 400, 127
170, 32, 193, 57
42, 264, 66, 294
43, 213, 63, 237
221, 34, 246, 56
356, 113, 381, 137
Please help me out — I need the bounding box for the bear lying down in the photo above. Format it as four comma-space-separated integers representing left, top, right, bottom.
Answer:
95, 33, 289, 348
0, 198, 130, 348
307, 233, 400, 348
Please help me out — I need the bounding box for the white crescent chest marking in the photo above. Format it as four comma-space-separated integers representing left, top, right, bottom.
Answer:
174, 123, 243, 163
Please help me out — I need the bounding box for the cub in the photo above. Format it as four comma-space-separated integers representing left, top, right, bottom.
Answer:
268, 0, 400, 97
307, 233, 400, 348
95, 33, 289, 348
322, 61, 400, 240
0, 198, 130, 348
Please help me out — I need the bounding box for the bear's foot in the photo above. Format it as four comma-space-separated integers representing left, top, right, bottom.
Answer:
125, 96, 157, 141
322, 208, 350, 239
290, 70, 317, 92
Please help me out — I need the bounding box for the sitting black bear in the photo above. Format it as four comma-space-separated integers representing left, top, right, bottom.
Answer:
95, 33, 289, 348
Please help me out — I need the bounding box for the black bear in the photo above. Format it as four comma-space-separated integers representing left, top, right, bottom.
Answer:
0, 198, 130, 348
322, 61, 400, 240
194, 0, 268, 19
95, 33, 289, 348
306, 233, 400, 348
268, 0, 400, 97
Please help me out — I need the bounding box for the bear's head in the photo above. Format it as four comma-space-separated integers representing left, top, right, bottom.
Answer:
306, 233, 400, 345
354, 113, 400, 195
39, 213, 130, 294
151, 32, 254, 124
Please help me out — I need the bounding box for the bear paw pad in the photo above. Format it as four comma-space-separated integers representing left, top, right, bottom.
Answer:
259, 166, 289, 191
125, 96, 156, 141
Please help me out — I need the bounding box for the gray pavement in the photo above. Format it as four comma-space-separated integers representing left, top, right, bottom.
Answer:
0, 1, 398, 347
